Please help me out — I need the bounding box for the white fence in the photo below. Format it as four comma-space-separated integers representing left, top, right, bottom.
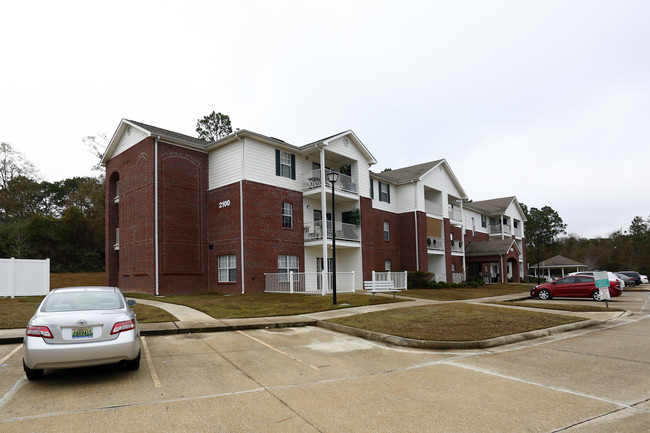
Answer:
371, 271, 408, 289
0, 258, 50, 298
264, 271, 356, 295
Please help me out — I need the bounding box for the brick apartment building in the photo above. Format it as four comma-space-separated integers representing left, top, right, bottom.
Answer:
102, 119, 526, 295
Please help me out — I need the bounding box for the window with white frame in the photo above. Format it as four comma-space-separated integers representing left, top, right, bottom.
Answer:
218, 255, 236, 282
481, 215, 487, 228
452, 263, 456, 273
275, 149, 295, 179
379, 181, 390, 203
282, 202, 293, 229
384, 221, 390, 241
385, 259, 391, 271
278, 255, 299, 281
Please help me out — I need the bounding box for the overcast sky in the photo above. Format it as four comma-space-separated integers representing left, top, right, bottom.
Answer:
1, 1, 648, 239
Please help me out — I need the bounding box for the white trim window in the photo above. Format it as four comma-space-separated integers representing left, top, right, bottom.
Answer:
275, 149, 296, 179
278, 255, 299, 282
282, 202, 293, 229
384, 221, 390, 241
378, 181, 390, 203
385, 259, 391, 271
218, 255, 236, 282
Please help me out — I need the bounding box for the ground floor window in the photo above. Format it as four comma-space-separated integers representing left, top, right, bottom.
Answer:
278, 255, 299, 281
385, 259, 391, 271
218, 255, 236, 282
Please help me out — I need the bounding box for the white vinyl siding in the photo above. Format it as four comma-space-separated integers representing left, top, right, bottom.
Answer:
112, 127, 148, 159
209, 141, 242, 189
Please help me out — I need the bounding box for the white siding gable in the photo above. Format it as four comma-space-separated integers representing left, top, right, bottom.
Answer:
112, 127, 148, 159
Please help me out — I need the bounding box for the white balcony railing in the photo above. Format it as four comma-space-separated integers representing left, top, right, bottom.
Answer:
264, 271, 356, 294
449, 207, 462, 222
304, 221, 360, 242
490, 224, 511, 235
426, 236, 444, 251
304, 170, 357, 194
425, 201, 443, 216
450, 241, 464, 253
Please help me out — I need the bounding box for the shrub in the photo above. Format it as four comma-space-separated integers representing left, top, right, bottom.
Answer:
407, 271, 436, 289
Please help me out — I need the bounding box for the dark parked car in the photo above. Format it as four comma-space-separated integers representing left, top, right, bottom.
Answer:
615, 272, 635, 288
618, 271, 642, 285
531, 275, 623, 301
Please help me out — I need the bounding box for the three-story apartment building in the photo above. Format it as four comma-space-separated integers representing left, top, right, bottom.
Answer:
102, 119, 526, 295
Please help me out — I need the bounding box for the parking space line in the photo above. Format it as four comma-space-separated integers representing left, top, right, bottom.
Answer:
237, 331, 320, 371
0, 345, 22, 365
140, 336, 161, 388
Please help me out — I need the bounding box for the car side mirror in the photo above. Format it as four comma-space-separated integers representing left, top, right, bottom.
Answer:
127, 300, 136, 306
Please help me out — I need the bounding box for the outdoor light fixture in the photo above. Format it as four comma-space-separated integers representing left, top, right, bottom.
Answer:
327, 171, 339, 304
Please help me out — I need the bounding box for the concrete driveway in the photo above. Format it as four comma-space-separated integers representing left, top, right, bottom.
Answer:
1, 291, 648, 432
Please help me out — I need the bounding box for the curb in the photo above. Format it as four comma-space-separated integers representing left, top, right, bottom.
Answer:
316, 318, 606, 350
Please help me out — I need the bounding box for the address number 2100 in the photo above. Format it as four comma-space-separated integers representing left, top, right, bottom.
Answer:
219, 200, 231, 209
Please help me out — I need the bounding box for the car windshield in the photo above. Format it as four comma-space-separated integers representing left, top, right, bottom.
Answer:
41, 291, 124, 312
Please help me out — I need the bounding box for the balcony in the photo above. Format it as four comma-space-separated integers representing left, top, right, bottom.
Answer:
448, 207, 462, 222
450, 240, 464, 253
490, 224, 511, 235
425, 201, 443, 216
304, 221, 360, 242
426, 236, 444, 251
303, 170, 357, 194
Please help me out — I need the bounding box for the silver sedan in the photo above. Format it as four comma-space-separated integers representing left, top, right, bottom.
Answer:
23, 286, 141, 380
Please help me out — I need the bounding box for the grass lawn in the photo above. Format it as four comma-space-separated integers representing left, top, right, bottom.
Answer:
125, 292, 401, 319
0, 295, 177, 329
491, 301, 625, 313
403, 283, 532, 301
328, 303, 584, 341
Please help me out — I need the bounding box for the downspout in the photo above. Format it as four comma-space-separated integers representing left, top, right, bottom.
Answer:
154, 136, 160, 296
412, 180, 419, 271
236, 132, 246, 294
461, 199, 466, 281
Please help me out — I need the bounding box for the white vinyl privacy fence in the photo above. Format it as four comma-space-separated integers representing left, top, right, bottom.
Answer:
0, 258, 50, 298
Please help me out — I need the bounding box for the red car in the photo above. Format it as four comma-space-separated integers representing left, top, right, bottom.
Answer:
531, 275, 622, 301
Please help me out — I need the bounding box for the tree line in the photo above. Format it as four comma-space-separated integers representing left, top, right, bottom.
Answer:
0, 142, 104, 272
522, 203, 650, 276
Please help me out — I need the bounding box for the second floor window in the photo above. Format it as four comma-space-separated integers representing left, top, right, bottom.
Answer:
282, 202, 293, 229
378, 181, 390, 203
384, 221, 390, 241
481, 215, 487, 228
275, 149, 296, 179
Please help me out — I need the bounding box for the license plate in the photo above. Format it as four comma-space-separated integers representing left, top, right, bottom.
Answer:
72, 327, 93, 339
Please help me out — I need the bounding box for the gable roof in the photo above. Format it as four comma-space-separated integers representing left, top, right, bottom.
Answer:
101, 119, 209, 165
371, 159, 468, 199
465, 239, 520, 257
529, 254, 588, 269
372, 160, 444, 183
465, 196, 527, 222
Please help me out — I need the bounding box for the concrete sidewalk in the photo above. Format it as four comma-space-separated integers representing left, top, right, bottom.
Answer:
0, 292, 632, 347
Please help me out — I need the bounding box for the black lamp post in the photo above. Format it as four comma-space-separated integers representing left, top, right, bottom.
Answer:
327, 171, 339, 305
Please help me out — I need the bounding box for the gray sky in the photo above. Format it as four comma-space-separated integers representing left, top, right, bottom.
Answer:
2, 1, 649, 239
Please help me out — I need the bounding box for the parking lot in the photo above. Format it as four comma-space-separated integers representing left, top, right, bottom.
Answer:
1, 291, 649, 432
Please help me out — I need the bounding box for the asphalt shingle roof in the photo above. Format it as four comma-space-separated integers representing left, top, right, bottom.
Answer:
372, 160, 444, 184
127, 120, 208, 147
464, 197, 516, 215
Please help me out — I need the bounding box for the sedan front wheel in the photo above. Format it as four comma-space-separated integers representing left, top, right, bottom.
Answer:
537, 289, 551, 300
